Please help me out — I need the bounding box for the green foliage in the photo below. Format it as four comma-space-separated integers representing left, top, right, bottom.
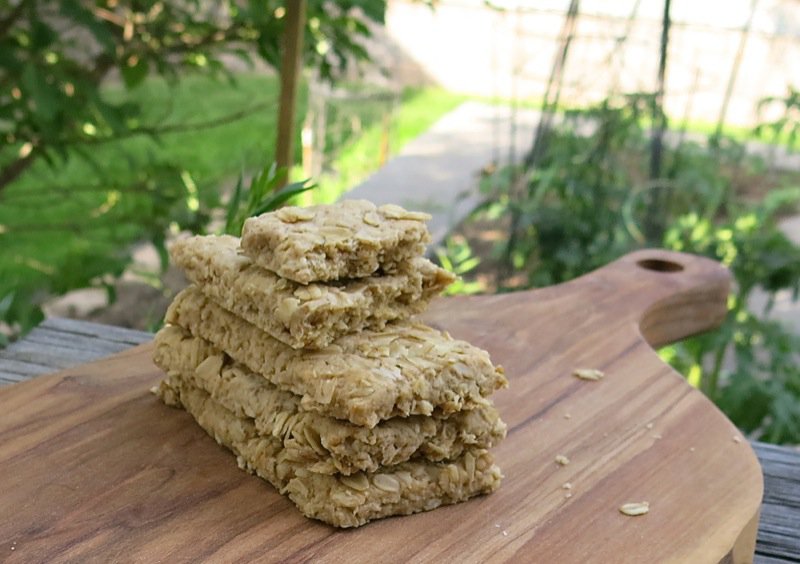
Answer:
490, 94, 652, 285
661, 188, 800, 442
435, 236, 485, 296
0, 1, 387, 341
223, 163, 315, 236
0, 74, 277, 334
754, 86, 800, 150
475, 93, 800, 443
1, 0, 384, 160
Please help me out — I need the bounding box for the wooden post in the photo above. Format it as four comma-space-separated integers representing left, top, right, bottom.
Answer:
275, 0, 306, 187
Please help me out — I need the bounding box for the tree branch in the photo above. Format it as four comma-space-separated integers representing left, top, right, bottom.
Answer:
3, 217, 168, 234
60, 100, 277, 146
0, 180, 158, 203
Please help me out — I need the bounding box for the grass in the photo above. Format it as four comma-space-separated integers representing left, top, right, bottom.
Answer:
1, 74, 291, 329
312, 87, 466, 203
467, 93, 798, 149
12, 74, 292, 192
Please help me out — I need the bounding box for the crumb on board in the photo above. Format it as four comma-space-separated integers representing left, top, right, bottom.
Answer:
555, 454, 570, 466
573, 368, 604, 381
562, 482, 572, 490
619, 502, 650, 516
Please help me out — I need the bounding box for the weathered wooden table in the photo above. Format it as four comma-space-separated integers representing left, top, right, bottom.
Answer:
1, 318, 798, 563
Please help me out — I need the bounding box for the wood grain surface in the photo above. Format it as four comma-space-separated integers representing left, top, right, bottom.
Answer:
0, 249, 763, 563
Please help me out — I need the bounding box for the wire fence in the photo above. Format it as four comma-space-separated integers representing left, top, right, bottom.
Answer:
385, 0, 800, 130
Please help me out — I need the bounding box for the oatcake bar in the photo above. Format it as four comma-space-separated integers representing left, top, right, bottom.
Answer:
153, 326, 507, 475
240, 200, 432, 284
170, 234, 454, 350
166, 287, 508, 428
155, 375, 503, 528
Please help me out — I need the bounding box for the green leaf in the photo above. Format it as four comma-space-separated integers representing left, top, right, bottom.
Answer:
21, 65, 59, 121
252, 181, 316, 216
224, 174, 245, 236
355, 0, 387, 23
760, 187, 800, 218
0, 293, 14, 320
92, 97, 130, 135
59, 0, 117, 51
102, 281, 117, 304
155, 236, 170, 273
121, 57, 150, 89
30, 20, 57, 49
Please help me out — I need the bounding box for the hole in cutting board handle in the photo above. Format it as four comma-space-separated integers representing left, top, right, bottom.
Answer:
637, 258, 684, 272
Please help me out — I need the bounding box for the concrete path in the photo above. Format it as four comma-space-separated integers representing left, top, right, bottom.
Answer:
345, 101, 539, 245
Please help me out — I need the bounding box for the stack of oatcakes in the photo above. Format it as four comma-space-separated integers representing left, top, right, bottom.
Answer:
152, 199, 508, 527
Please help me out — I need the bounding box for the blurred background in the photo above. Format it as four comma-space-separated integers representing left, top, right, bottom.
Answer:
1, 0, 799, 443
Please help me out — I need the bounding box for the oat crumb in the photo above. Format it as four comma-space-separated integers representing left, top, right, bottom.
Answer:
564, 413, 572, 420
502, 530, 508, 537
564, 492, 573, 499
645, 422, 654, 430
619, 502, 650, 516
555, 454, 570, 466
733, 436, 742, 444
573, 368, 604, 381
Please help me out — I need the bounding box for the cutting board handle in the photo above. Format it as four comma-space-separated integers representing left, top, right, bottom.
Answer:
427, 249, 731, 351
586, 248, 732, 348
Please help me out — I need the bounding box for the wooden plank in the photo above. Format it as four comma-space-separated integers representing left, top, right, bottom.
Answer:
753, 442, 800, 563
0, 357, 55, 384
754, 555, 798, 564
0, 250, 764, 562
40, 317, 151, 344
0, 318, 150, 381
6, 339, 135, 364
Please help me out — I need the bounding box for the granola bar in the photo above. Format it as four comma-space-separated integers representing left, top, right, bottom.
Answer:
153, 326, 507, 475
166, 287, 508, 428
169, 234, 454, 349
240, 199, 432, 284
155, 375, 503, 528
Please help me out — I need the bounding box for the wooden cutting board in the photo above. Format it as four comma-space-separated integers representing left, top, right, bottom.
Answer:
0, 250, 763, 564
